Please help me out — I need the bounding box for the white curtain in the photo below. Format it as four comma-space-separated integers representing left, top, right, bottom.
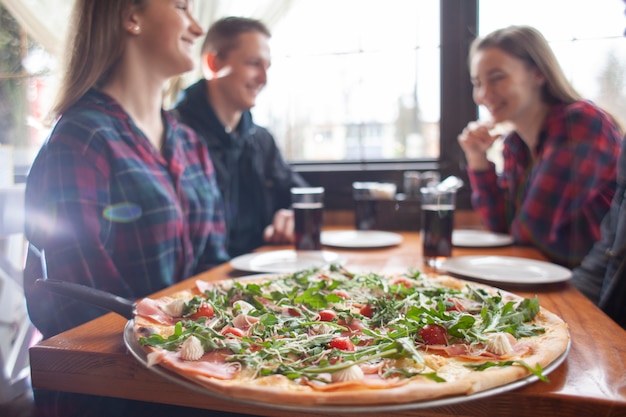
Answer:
1, 0, 294, 106
197, 0, 293, 28
0, 0, 72, 60
1, 0, 293, 64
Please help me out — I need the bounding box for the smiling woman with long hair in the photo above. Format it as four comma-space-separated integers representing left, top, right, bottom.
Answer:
458, 25, 622, 268
23, 3, 229, 416
24, 0, 228, 340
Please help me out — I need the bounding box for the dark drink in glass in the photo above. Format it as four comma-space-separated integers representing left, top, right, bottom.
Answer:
354, 198, 377, 230
291, 187, 325, 251
421, 204, 454, 260
293, 202, 324, 250
352, 182, 396, 230
419, 177, 462, 268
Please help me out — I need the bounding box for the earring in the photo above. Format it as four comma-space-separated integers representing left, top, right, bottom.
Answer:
128, 24, 140, 34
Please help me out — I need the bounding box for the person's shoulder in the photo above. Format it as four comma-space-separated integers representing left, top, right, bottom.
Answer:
250, 123, 274, 139
174, 79, 209, 113
57, 90, 129, 131
552, 100, 622, 145
560, 100, 612, 122
552, 100, 620, 131
246, 115, 275, 142
249, 124, 282, 156
49, 93, 128, 150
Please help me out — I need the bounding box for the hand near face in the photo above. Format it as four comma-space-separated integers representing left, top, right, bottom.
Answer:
458, 121, 501, 170
263, 209, 294, 244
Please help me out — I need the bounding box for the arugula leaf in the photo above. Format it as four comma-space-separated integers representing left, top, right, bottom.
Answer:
395, 337, 424, 364
404, 269, 422, 280
182, 296, 203, 317
479, 295, 544, 338
294, 288, 329, 309
517, 297, 541, 321
447, 315, 477, 338
329, 263, 355, 278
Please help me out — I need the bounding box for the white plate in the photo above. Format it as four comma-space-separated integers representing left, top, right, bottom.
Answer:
441, 256, 572, 284
229, 249, 345, 273
452, 229, 513, 247
321, 230, 403, 248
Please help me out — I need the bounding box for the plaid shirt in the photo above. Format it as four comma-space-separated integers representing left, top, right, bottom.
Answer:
468, 100, 621, 268
24, 89, 229, 338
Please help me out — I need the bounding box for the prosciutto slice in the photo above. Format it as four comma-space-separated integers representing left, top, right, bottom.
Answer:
135, 298, 176, 325
147, 350, 238, 380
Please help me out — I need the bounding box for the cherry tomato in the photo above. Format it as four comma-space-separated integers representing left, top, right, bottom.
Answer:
287, 307, 302, 316
418, 324, 448, 345
337, 317, 365, 334
189, 302, 214, 320
359, 304, 374, 318
221, 326, 245, 337
318, 310, 337, 321
329, 337, 355, 351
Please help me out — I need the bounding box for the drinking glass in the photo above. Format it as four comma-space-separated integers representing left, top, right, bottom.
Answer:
403, 171, 421, 200
352, 182, 396, 230
420, 171, 441, 188
420, 187, 456, 269
291, 187, 324, 250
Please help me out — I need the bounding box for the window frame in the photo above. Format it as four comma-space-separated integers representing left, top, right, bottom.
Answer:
291, 0, 478, 211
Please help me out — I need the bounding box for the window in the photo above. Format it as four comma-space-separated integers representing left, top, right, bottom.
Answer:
261, 1, 473, 210
476, 0, 626, 174
1, 1, 624, 211
253, 0, 441, 163
0, 6, 30, 186
0, 4, 58, 185
479, 0, 626, 128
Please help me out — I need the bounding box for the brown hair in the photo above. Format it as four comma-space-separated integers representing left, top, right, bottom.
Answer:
49, 0, 147, 120
201, 16, 271, 59
469, 25, 582, 105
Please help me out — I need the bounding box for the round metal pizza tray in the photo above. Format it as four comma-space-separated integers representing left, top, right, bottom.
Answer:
124, 322, 570, 413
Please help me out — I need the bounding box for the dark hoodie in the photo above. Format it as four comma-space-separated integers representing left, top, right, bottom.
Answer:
173, 80, 308, 257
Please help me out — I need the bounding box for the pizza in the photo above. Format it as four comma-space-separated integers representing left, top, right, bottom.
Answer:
133, 265, 569, 407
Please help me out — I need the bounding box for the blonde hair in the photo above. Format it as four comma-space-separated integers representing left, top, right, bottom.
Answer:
49, 0, 147, 121
469, 25, 582, 105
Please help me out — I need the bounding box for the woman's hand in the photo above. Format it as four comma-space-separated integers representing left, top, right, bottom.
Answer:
263, 209, 294, 244
458, 121, 500, 170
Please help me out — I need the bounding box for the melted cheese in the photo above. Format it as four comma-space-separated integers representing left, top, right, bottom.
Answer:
435, 360, 472, 382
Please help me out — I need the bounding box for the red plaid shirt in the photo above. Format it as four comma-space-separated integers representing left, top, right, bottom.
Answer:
467, 100, 621, 268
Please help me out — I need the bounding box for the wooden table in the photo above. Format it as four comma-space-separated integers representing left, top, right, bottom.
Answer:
29, 230, 626, 417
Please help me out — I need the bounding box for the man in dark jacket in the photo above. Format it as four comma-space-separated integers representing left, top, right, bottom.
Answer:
174, 17, 307, 257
